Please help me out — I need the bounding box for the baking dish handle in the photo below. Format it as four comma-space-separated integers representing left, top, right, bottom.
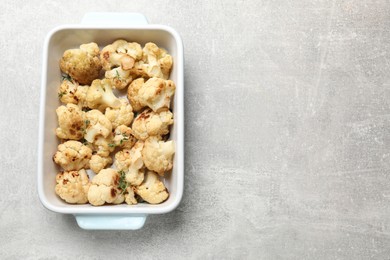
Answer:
74, 214, 147, 230
81, 12, 148, 26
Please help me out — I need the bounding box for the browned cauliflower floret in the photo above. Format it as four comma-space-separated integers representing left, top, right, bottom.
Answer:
89, 154, 113, 174
60, 42, 102, 85
55, 104, 86, 140
105, 98, 134, 129
142, 136, 175, 176
84, 109, 112, 143
55, 169, 90, 204
86, 79, 121, 111
53, 140, 92, 171
127, 78, 145, 112
125, 186, 138, 205
132, 108, 173, 140
114, 141, 145, 186
58, 79, 88, 106
135, 171, 169, 204
105, 66, 133, 90
138, 77, 176, 112
87, 168, 125, 206
113, 125, 137, 149
100, 40, 143, 70
132, 42, 173, 79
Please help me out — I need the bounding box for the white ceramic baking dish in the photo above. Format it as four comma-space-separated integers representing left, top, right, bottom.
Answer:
38, 13, 184, 230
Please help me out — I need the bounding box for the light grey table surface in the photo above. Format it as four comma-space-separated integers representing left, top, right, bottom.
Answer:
1, 0, 390, 259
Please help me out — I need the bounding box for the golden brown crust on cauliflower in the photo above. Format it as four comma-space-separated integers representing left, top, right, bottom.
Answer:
100, 40, 143, 71
84, 109, 112, 143
132, 108, 173, 140
60, 42, 102, 85
142, 136, 175, 176
53, 140, 92, 171
89, 154, 113, 174
105, 98, 134, 129
58, 79, 88, 106
86, 79, 121, 111
127, 78, 145, 112
138, 77, 176, 112
55, 169, 90, 204
113, 125, 137, 149
114, 141, 145, 186
87, 168, 125, 206
135, 171, 169, 204
131, 42, 173, 79
56, 104, 86, 140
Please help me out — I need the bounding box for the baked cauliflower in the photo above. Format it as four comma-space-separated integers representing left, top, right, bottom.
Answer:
105, 98, 134, 129
142, 136, 175, 176
56, 104, 86, 140
132, 42, 173, 79
135, 171, 169, 204
127, 78, 146, 112
60, 42, 102, 85
138, 77, 176, 112
114, 141, 145, 186
113, 125, 137, 149
84, 109, 112, 143
58, 79, 88, 106
53, 140, 92, 171
101, 40, 143, 70
55, 169, 90, 204
86, 79, 121, 111
132, 108, 173, 140
89, 154, 113, 174
105, 66, 133, 90
87, 168, 125, 206
125, 186, 138, 205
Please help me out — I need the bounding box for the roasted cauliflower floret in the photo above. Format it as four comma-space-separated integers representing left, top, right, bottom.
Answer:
60, 42, 102, 85
138, 77, 176, 112
132, 42, 173, 79
56, 104, 86, 140
86, 79, 121, 111
142, 136, 175, 176
87, 168, 125, 206
135, 171, 169, 204
105, 98, 134, 129
58, 79, 88, 106
90, 134, 116, 157
53, 140, 92, 171
113, 125, 137, 149
105, 66, 133, 90
127, 78, 145, 112
84, 109, 112, 143
55, 169, 90, 204
132, 108, 173, 140
100, 40, 143, 71
114, 141, 145, 186
125, 186, 138, 205
89, 154, 113, 174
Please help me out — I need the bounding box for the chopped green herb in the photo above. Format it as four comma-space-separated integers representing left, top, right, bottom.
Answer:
118, 170, 128, 194
108, 143, 116, 148
58, 91, 67, 98
85, 120, 90, 127
61, 74, 72, 82
115, 70, 121, 79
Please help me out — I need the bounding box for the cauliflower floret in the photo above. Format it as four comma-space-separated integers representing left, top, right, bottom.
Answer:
105, 66, 133, 90
113, 125, 137, 149
86, 79, 121, 111
114, 141, 145, 186
135, 171, 169, 204
53, 140, 92, 171
125, 186, 138, 205
132, 42, 173, 79
105, 98, 134, 129
55, 169, 90, 204
89, 154, 113, 174
84, 109, 112, 143
100, 40, 143, 70
60, 42, 102, 85
132, 108, 173, 140
58, 79, 88, 106
56, 104, 86, 140
89, 133, 115, 157
138, 77, 176, 112
142, 136, 175, 176
127, 78, 145, 112
87, 168, 125, 206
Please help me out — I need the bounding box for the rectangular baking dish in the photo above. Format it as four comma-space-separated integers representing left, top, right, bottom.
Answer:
38, 13, 184, 230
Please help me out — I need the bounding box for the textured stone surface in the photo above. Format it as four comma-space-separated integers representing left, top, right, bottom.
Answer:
1, 0, 390, 259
